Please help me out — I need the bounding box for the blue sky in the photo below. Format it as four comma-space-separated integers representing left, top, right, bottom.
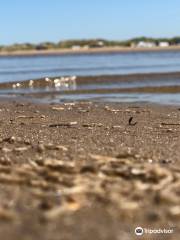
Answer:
1, 0, 180, 45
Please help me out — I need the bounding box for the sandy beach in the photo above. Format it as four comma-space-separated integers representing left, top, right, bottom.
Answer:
0, 59, 180, 240
1, 46, 180, 57
0, 97, 179, 240
1, 0, 180, 239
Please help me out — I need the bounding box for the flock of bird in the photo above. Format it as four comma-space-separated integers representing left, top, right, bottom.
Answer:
12, 75, 77, 91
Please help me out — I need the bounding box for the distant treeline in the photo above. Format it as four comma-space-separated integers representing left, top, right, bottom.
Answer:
1, 37, 180, 52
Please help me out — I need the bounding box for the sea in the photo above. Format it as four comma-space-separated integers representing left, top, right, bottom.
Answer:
0, 50, 180, 104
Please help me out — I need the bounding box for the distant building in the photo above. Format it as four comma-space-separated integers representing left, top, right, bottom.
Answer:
71, 45, 81, 50
130, 42, 136, 48
136, 41, 156, 48
159, 42, 169, 47
97, 41, 104, 47
90, 41, 105, 48
83, 45, 89, 50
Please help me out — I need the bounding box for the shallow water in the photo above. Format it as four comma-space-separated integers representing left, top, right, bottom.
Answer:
1, 51, 180, 105
53, 93, 180, 105
1, 51, 180, 83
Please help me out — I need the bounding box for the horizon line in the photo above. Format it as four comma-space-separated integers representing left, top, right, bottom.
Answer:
1, 35, 180, 46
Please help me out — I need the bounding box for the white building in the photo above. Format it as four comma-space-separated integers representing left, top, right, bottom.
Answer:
137, 41, 156, 48
83, 45, 89, 50
159, 42, 169, 47
97, 41, 104, 47
71, 45, 81, 50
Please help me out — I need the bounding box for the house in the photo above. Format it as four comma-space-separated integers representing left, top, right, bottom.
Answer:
90, 41, 105, 48
159, 42, 169, 47
71, 45, 81, 50
97, 41, 104, 47
137, 41, 156, 48
83, 45, 89, 50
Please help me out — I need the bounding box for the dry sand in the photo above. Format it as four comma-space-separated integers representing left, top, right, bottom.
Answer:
0, 98, 179, 239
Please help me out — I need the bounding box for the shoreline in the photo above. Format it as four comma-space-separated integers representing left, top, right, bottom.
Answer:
1, 71, 180, 106
1, 71, 180, 87
1, 45, 180, 57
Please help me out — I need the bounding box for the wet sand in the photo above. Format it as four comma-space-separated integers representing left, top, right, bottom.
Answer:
0, 98, 180, 239
0, 45, 180, 57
